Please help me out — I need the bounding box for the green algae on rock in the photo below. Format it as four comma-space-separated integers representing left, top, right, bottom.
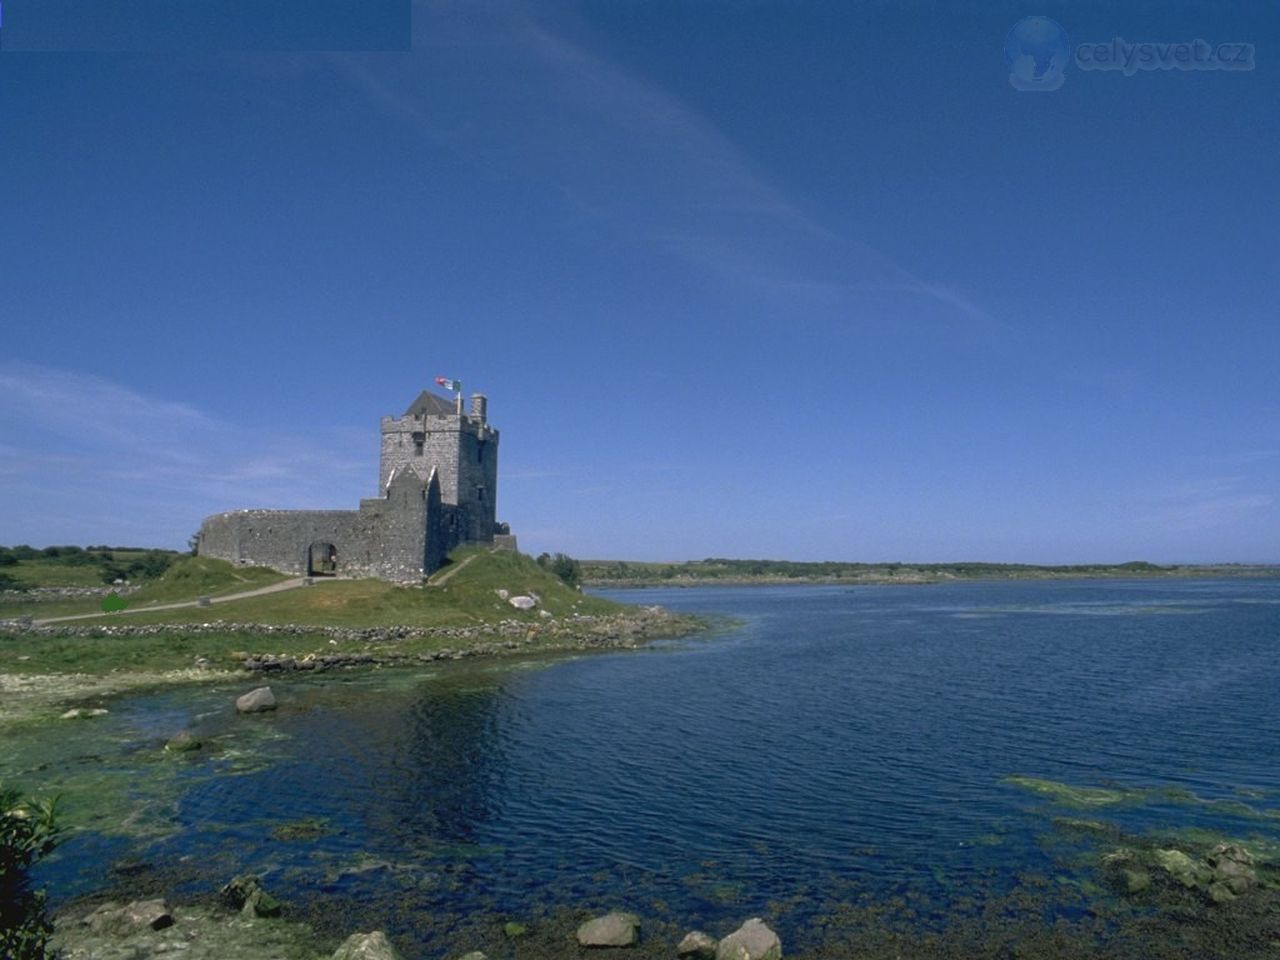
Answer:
1003, 776, 1132, 807
51, 904, 326, 960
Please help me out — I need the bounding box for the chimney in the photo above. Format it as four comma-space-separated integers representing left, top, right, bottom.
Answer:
470, 393, 488, 425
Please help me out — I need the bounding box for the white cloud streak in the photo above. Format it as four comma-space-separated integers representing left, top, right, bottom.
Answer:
329, 0, 1004, 333
0, 364, 368, 546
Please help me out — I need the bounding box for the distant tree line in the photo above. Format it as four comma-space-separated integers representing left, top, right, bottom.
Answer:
0, 545, 181, 587
579, 558, 1171, 583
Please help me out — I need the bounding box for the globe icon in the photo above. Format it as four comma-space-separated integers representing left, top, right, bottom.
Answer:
1004, 17, 1071, 91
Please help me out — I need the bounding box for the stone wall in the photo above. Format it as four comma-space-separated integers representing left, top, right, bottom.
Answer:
199, 389, 506, 584
198, 468, 440, 583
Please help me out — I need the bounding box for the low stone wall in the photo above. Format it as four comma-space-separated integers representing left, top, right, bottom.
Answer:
0, 585, 141, 603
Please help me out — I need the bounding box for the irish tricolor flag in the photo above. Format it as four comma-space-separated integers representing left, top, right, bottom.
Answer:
435, 376, 462, 392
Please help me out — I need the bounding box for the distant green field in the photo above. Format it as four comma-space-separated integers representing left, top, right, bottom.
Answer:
581, 557, 1280, 584
0, 554, 289, 620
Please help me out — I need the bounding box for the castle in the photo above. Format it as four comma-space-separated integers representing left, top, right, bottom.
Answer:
197, 388, 514, 583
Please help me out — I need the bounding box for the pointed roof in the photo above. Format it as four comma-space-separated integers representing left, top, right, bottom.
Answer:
404, 390, 455, 418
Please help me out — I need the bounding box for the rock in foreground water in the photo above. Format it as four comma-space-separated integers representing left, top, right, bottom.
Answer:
85, 899, 174, 935
164, 731, 202, 752
716, 919, 781, 960
678, 930, 718, 959
331, 931, 405, 960
236, 686, 277, 713
220, 875, 283, 917
576, 911, 641, 947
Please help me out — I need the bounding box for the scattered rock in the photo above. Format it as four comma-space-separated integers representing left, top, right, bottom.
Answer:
538, 609, 553, 619
219, 875, 283, 917
495, 589, 510, 600
678, 930, 719, 959
716, 919, 781, 960
331, 930, 405, 960
235, 686, 277, 713
229, 651, 249, 661
458, 952, 488, 960
508, 596, 537, 610
85, 899, 174, 935
577, 911, 641, 947
60, 708, 109, 720
164, 732, 202, 752
1207, 843, 1257, 895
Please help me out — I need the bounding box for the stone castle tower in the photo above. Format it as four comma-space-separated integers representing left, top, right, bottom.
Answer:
379, 390, 499, 546
197, 388, 514, 583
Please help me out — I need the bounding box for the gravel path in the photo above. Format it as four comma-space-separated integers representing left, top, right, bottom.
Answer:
31, 577, 333, 626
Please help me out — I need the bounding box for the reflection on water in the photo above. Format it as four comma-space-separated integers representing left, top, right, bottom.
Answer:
27, 578, 1280, 955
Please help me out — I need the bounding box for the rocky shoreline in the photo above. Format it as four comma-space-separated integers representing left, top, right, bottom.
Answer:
1, 606, 696, 646
0, 607, 707, 727
53, 894, 781, 960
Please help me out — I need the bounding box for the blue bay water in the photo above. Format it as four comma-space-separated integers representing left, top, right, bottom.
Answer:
31, 578, 1280, 951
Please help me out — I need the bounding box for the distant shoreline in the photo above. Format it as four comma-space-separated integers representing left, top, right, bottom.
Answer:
585, 563, 1280, 589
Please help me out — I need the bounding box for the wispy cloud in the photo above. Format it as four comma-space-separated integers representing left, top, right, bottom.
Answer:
329, 1, 1003, 333
0, 364, 367, 546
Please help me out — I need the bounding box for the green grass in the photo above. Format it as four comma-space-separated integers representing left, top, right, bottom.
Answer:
0, 556, 290, 621
2, 551, 165, 588
78, 548, 619, 628
126, 555, 289, 603
0, 550, 637, 676
581, 557, 1280, 584
4, 559, 116, 588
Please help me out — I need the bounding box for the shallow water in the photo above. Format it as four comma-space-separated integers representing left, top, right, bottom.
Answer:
18, 577, 1280, 955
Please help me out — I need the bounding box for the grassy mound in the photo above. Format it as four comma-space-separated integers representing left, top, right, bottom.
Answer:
0, 550, 654, 677
0, 556, 289, 621
69, 548, 621, 629
127, 556, 289, 605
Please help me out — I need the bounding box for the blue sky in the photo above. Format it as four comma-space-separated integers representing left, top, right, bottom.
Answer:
1, 1, 1277, 563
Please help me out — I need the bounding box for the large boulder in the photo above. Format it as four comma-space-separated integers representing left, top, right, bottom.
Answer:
1207, 843, 1257, 898
85, 899, 174, 935
235, 687, 277, 713
716, 919, 781, 960
331, 931, 405, 960
509, 596, 537, 611
576, 911, 641, 947
678, 931, 718, 959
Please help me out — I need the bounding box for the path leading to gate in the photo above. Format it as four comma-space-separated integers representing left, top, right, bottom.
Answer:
31, 576, 332, 625
425, 552, 483, 587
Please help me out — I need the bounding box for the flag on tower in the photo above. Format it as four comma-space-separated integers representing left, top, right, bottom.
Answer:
435, 376, 461, 392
